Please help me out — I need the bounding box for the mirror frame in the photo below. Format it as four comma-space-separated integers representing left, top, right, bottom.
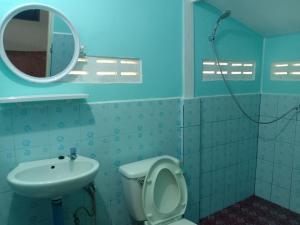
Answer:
0, 3, 80, 83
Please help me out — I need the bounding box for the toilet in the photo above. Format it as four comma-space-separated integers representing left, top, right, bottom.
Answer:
119, 155, 197, 225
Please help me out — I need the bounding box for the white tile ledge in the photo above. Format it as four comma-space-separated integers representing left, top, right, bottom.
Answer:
0, 94, 89, 104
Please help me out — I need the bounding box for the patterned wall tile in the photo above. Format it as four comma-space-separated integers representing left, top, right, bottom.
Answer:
0, 94, 262, 225
48, 102, 80, 146
184, 98, 200, 127
13, 104, 50, 149
0, 107, 13, 151
0, 98, 182, 225
182, 98, 201, 222
0, 150, 16, 193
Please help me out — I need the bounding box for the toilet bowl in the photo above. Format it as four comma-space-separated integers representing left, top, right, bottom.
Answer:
119, 156, 197, 225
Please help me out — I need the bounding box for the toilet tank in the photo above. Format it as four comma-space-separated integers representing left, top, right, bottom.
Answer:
119, 156, 170, 221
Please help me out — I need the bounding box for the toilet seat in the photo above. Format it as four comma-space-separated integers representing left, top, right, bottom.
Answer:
142, 156, 188, 225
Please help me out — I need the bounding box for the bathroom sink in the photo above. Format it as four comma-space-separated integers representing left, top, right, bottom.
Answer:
7, 155, 99, 198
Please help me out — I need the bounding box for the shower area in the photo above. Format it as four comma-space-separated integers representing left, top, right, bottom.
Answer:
183, 1, 300, 224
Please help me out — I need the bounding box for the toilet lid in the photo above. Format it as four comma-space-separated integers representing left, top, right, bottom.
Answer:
142, 156, 187, 225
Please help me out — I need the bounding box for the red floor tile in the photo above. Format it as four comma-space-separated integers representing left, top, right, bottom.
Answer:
200, 196, 300, 225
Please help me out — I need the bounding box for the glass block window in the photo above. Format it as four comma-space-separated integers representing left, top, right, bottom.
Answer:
271, 61, 300, 80
61, 56, 142, 83
202, 60, 256, 81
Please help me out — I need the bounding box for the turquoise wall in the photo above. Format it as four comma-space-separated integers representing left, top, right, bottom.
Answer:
53, 15, 71, 33
194, 3, 263, 96
262, 32, 300, 94
0, 0, 182, 101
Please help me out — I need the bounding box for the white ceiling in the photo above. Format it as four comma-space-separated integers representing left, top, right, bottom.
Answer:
206, 0, 300, 37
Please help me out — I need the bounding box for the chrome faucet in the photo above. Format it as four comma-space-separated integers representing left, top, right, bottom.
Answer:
69, 147, 77, 160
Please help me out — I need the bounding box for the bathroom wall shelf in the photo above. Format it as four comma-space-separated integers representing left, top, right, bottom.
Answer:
0, 93, 89, 104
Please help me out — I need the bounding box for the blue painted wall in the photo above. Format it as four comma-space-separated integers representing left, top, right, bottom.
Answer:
194, 3, 263, 96
262, 32, 300, 94
0, 0, 182, 101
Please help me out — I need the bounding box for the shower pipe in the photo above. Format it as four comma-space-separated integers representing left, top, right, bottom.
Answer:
209, 10, 300, 124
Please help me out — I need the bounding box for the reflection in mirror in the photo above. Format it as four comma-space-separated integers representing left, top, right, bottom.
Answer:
3, 9, 75, 78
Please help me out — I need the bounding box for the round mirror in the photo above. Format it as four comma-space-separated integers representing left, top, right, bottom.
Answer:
0, 4, 80, 83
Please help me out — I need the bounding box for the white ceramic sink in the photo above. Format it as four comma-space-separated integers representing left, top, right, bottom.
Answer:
7, 155, 99, 198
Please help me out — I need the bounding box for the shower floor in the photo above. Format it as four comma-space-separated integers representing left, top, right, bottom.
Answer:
199, 196, 300, 225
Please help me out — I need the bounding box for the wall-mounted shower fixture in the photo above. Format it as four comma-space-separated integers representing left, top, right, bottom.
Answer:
209, 10, 231, 42
209, 10, 300, 124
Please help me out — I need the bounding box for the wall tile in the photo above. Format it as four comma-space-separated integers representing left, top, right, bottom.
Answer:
0, 98, 182, 225
224, 166, 237, 207
294, 121, 300, 145
184, 98, 200, 126
225, 142, 238, 166
13, 104, 50, 149
271, 185, 290, 209
210, 193, 224, 215
185, 202, 199, 223
200, 172, 212, 198
259, 118, 278, 140
277, 95, 299, 120
0, 108, 14, 151
48, 102, 80, 146
0, 94, 261, 224
198, 95, 259, 218
201, 122, 213, 148
276, 119, 296, 143
199, 196, 211, 219
274, 142, 294, 167
211, 169, 225, 196
256, 159, 273, 183
0, 150, 16, 193
290, 192, 300, 214
272, 164, 292, 189
200, 148, 212, 173
257, 94, 300, 213
257, 139, 275, 162
291, 169, 300, 194
255, 180, 272, 200
260, 94, 278, 117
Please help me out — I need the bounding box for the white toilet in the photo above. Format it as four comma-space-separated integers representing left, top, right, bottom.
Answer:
119, 155, 197, 225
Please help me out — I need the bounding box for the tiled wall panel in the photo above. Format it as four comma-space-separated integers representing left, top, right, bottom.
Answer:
183, 94, 260, 221
183, 98, 201, 222
256, 93, 300, 214
199, 94, 259, 218
0, 98, 181, 225
0, 93, 263, 225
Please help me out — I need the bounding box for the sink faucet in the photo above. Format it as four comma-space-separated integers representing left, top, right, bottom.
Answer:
69, 147, 77, 160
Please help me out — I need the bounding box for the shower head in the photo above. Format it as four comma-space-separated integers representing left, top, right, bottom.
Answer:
209, 10, 231, 42
217, 10, 231, 23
